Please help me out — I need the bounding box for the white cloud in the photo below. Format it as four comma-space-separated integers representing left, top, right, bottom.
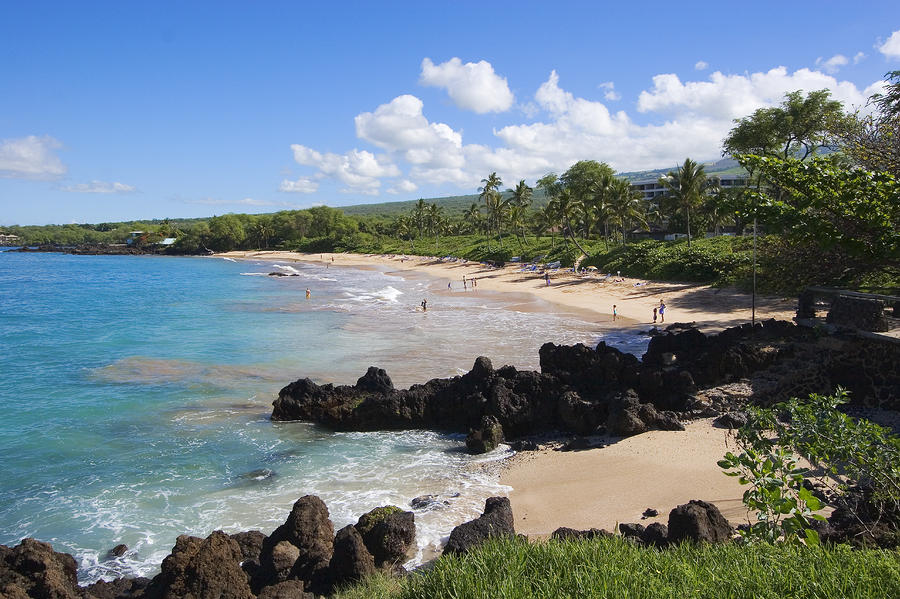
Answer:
386, 179, 418, 194
854, 51, 866, 64
60, 180, 136, 193
815, 54, 848, 74
279, 177, 319, 193
695, 61, 709, 71
637, 67, 869, 120
598, 81, 621, 101
420, 57, 514, 113
287, 63, 881, 197
290, 144, 400, 194
878, 29, 900, 59
0, 135, 66, 179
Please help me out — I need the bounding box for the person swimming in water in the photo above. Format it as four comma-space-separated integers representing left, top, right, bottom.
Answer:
305, 288, 311, 299
421, 298, 427, 311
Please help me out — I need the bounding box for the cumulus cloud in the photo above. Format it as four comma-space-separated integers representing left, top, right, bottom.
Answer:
598, 81, 621, 101
420, 57, 514, 113
878, 29, 900, 59
386, 179, 418, 194
815, 54, 848, 74
637, 67, 869, 120
60, 180, 136, 193
290, 144, 400, 194
0, 135, 66, 179
279, 177, 319, 193
288, 63, 881, 197
695, 61, 709, 71
854, 51, 866, 64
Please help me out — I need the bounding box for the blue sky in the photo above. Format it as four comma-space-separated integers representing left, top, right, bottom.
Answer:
2, 1, 899, 225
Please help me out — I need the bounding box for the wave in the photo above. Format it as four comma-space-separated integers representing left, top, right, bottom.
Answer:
221, 257, 238, 262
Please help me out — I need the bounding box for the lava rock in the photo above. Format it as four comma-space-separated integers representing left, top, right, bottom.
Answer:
355, 507, 416, 569
444, 497, 515, 555
465, 414, 504, 454
667, 500, 733, 544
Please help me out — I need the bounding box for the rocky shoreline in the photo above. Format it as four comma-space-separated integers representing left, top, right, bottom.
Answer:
4, 320, 899, 598
272, 319, 900, 451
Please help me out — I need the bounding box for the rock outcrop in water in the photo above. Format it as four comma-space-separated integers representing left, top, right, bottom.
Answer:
272, 319, 900, 449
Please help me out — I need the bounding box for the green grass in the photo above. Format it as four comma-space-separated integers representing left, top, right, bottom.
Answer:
334, 536, 900, 599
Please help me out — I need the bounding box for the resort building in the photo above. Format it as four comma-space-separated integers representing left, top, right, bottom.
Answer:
0, 233, 20, 245
629, 173, 749, 202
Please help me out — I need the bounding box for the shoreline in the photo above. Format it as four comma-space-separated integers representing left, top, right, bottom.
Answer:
218, 250, 796, 538
216, 250, 797, 333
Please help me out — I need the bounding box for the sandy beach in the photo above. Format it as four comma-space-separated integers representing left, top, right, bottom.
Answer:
217, 250, 795, 537
217, 250, 796, 331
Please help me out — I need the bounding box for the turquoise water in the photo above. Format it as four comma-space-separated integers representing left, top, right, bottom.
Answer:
0, 252, 647, 582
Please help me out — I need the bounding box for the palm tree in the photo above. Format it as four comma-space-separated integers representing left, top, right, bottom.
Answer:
658, 158, 709, 247
463, 202, 482, 235
556, 188, 589, 255
608, 178, 647, 246
478, 172, 503, 249
426, 203, 445, 250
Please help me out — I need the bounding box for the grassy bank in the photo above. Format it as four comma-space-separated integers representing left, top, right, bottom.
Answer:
334, 536, 900, 599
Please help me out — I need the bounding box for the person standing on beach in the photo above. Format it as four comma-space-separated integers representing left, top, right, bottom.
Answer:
448, 281, 452, 291
545, 272, 550, 286
421, 298, 427, 311
463, 276, 467, 290
612, 304, 617, 321
653, 306, 658, 323
659, 300, 666, 322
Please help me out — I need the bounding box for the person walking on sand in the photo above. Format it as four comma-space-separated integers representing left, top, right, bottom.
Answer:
463, 276, 467, 290
659, 300, 666, 322
545, 272, 550, 286
305, 288, 311, 299
448, 281, 452, 291
652, 306, 658, 323
612, 304, 617, 321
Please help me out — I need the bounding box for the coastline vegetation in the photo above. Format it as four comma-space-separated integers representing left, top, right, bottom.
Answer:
330, 535, 900, 599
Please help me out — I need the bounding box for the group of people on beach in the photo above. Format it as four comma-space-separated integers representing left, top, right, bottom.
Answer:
611, 299, 666, 323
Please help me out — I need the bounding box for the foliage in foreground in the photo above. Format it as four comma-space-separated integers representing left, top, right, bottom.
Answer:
722, 390, 900, 547
333, 535, 900, 599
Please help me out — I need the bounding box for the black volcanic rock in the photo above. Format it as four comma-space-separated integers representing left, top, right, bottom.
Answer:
667, 500, 733, 544
444, 497, 515, 555
144, 531, 252, 599
466, 415, 504, 454
271, 320, 900, 441
355, 507, 416, 570
0, 538, 80, 599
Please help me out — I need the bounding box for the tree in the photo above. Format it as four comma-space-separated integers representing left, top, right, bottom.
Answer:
426, 203, 445, 250
561, 160, 616, 239
659, 158, 710, 246
739, 154, 900, 270
507, 180, 533, 246
207, 214, 246, 251
607, 178, 647, 246
834, 71, 900, 176
555, 188, 589, 255
478, 172, 503, 249
463, 202, 482, 235
724, 89, 847, 161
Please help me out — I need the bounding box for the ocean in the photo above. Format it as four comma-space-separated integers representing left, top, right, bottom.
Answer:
0, 251, 649, 583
